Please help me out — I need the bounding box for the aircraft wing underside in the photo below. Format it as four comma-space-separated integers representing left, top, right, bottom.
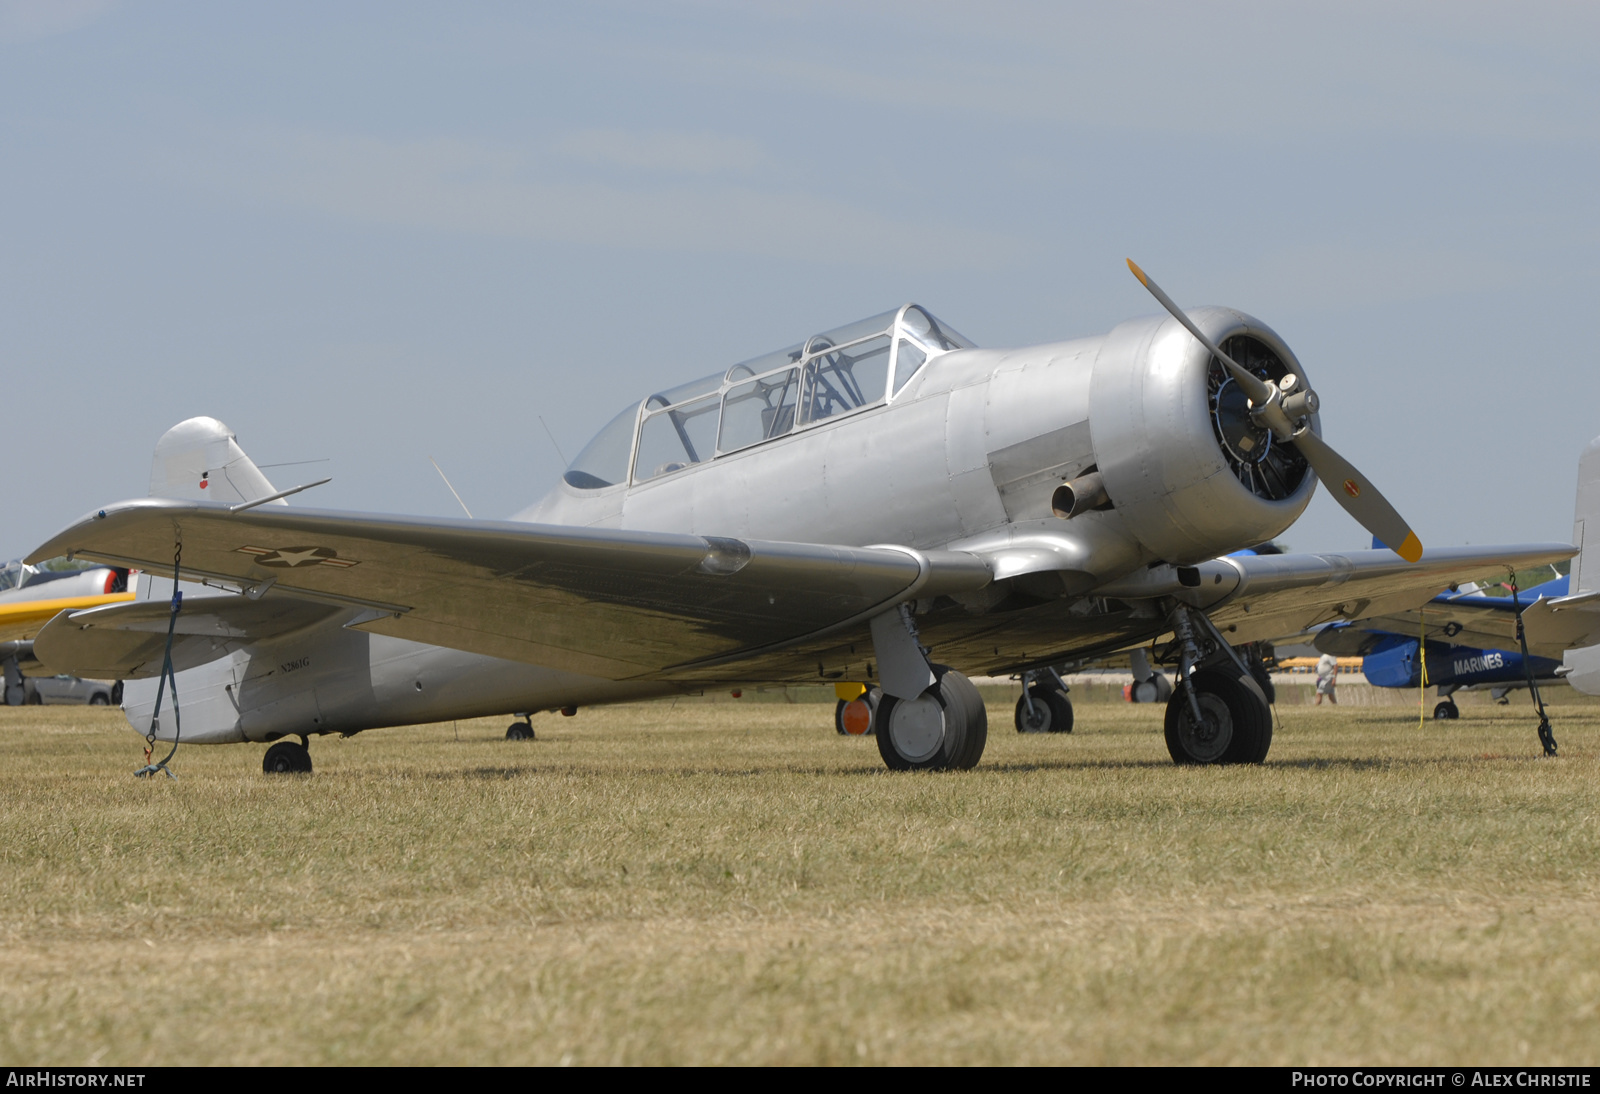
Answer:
32, 593, 350, 679
1313, 592, 1600, 660
29, 500, 1574, 689
28, 499, 992, 683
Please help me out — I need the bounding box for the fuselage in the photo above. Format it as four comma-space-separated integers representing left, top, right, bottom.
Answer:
123, 302, 1320, 744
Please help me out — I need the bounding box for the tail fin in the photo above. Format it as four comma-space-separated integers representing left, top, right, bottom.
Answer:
1573, 433, 1600, 595
149, 417, 284, 506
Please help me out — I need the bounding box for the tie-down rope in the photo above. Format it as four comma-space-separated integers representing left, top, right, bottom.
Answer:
134, 539, 184, 779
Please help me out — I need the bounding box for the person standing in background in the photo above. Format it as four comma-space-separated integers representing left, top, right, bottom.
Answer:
1315, 652, 1339, 705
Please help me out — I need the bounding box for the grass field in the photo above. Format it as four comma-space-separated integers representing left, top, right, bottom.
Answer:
2, 686, 1598, 1066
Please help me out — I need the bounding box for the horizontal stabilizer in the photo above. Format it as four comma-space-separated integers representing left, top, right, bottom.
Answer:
32, 593, 346, 679
1524, 591, 1600, 655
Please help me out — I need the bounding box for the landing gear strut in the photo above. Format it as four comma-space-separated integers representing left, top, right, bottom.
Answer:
876, 670, 987, 771
1158, 604, 1272, 765
263, 736, 313, 774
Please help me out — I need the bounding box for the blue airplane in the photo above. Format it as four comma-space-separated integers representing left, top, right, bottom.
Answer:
1315, 570, 1570, 719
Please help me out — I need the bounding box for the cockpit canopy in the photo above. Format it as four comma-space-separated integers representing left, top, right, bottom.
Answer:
564, 304, 974, 490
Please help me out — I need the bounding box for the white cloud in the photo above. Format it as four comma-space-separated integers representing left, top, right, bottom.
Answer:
0, 0, 116, 44
153, 127, 1021, 269
1213, 241, 1531, 315
556, 129, 768, 175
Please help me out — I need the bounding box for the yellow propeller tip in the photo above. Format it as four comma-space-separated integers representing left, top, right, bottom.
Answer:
1126, 258, 1147, 285
1397, 532, 1423, 564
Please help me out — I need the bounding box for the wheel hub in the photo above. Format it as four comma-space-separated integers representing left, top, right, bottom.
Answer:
888, 694, 946, 763
1176, 692, 1233, 763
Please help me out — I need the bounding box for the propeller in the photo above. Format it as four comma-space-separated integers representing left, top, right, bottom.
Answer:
1126, 259, 1423, 563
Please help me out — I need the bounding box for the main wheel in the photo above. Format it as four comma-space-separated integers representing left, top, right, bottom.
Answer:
1247, 660, 1277, 705
89, 693, 110, 706
1163, 670, 1272, 766
941, 671, 987, 768
1432, 701, 1460, 720
506, 721, 535, 740
1014, 685, 1073, 733
262, 741, 313, 774
1131, 675, 1173, 703
875, 671, 985, 771
835, 695, 875, 736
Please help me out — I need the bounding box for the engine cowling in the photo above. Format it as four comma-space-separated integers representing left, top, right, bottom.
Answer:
1088, 307, 1319, 565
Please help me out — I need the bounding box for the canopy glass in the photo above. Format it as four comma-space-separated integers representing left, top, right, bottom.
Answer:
563, 305, 974, 490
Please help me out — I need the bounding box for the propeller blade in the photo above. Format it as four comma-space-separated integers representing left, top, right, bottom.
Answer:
1126, 259, 1273, 407
1291, 426, 1423, 563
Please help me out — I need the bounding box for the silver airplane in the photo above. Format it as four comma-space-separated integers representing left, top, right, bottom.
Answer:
25, 264, 1572, 774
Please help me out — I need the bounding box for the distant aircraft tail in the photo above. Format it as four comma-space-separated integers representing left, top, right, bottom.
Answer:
1573, 434, 1600, 596
149, 417, 284, 506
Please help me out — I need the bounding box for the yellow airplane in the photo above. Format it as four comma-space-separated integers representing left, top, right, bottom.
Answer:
1, 559, 134, 704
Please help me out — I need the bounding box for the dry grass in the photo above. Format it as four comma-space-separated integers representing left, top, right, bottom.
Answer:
2, 687, 1598, 1066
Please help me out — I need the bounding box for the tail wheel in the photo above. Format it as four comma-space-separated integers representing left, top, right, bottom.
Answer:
875, 670, 986, 771
1163, 669, 1272, 765
263, 741, 313, 775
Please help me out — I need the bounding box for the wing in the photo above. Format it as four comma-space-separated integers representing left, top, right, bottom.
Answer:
0, 591, 135, 645
1312, 589, 1600, 659
32, 592, 348, 679
28, 499, 992, 681
1205, 545, 1578, 648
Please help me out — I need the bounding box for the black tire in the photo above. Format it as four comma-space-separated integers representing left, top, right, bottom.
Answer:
1013, 685, 1073, 734
26, 690, 42, 705
111, 681, 124, 705
262, 741, 313, 774
1131, 675, 1174, 703
1163, 669, 1272, 766
941, 671, 988, 769
89, 693, 110, 706
1247, 661, 1277, 705
834, 699, 849, 735
875, 671, 980, 771
1433, 701, 1459, 721
506, 722, 535, 740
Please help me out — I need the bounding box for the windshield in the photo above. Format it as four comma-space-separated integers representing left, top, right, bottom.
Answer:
562, 404, 639, 489
562, 305, 974, 490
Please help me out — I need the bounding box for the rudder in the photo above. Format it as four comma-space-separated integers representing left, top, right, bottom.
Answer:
149, 417, 283, 505
1573, 433, 1600, 595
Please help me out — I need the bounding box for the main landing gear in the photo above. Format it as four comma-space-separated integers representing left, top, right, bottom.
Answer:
834, 687, 879, 736
1433, 700, 1460, 720
263, 736, 313, 774
1014, 668, 1073, 733
875, 669, 987, 771
506, 715, 537, 740
1158, 605, 1273, 766
1163, 669, 1272, 765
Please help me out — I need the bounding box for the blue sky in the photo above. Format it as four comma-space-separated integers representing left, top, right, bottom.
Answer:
3, 1, 1596, 561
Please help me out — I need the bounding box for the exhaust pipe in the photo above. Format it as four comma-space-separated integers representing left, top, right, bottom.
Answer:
1052, 471, 1110, 520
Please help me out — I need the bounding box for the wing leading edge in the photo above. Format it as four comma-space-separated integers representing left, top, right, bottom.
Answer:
28, 499, 992, 681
